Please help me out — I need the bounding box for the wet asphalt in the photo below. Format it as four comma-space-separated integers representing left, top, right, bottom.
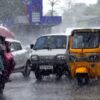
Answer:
1, 72, 100, 100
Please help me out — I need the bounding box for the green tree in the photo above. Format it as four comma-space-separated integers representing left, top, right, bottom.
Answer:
0, 0, 25, 22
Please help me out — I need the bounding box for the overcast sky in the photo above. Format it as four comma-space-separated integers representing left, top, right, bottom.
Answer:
43, 0, 97, 15
74, 0, 97, 4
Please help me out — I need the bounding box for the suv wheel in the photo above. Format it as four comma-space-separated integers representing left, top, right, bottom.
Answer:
35, 70, 42, 80
23, 61, 31, 77
56, 69, 62, 80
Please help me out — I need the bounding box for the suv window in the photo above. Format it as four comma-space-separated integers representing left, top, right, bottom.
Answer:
10, 42, 22, 51
34, 35, 67, 50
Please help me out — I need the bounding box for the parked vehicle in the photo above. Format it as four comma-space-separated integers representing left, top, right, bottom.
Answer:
67, 28, 100, 85
5, 38, 31, 77
29, 33, 69, 80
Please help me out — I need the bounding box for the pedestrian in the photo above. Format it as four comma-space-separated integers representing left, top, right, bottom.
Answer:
4, 41, 15, 81
0, 36, 6, 71
0, 36, 7, 94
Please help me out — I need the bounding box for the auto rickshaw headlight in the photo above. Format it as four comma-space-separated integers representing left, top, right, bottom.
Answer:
88, 55, 100, 62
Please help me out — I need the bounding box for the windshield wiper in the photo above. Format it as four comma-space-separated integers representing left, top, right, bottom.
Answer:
34, 46, 50, 50
43, 46, 50, 49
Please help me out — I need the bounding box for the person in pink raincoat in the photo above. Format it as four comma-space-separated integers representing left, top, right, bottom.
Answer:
4, 41, 15, 80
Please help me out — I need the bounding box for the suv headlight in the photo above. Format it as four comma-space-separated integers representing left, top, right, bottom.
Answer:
31, 55, 38, 61
56, 54, 66, 60
69, 55, 77, 62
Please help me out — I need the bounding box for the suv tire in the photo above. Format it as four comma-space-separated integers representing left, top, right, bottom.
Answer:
56, 68, 62, 80
23, 61, 31, 77
35, 70, 42, 80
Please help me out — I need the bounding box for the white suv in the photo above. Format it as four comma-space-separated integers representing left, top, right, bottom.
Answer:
6, 38, 31, 77
29, 33, 69, 80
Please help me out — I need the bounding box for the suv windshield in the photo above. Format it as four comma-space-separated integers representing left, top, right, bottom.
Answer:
34, 36, 66, 50
72, 32, 99, 49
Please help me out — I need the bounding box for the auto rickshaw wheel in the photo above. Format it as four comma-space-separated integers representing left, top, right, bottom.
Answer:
76, 73, 89, 86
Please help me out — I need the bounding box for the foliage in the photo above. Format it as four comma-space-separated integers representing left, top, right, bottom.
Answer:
0, 0, 24, 22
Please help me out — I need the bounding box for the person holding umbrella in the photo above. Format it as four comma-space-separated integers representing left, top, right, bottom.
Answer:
4, 41, 15, 81
0, 26, 15, 94
0, 36, 8, 94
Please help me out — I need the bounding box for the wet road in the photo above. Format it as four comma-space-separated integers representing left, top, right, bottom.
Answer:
1, 73, 100, 100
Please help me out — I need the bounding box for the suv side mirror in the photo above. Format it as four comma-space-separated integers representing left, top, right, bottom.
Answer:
30, 44, 34, 49
11, 48, 15, 52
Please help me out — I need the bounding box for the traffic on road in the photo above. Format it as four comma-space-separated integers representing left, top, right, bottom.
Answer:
0, 0, 100, 100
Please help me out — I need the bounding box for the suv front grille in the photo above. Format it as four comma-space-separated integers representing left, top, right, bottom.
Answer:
39, 56, 55, 61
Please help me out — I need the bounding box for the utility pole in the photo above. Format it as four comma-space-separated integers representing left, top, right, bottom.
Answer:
67, 0, 72, 9
48, 0, 60, 16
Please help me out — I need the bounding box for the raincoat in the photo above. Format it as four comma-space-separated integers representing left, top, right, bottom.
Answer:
4, 52, 15, 78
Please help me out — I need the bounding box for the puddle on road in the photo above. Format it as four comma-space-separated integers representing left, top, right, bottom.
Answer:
2, 74, 100, 100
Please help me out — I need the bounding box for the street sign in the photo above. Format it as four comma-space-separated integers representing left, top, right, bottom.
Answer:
22, 0, 32, 4
32, 12, 40, 23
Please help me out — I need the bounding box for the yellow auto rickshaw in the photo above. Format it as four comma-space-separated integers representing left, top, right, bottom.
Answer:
67, 28, 100, 85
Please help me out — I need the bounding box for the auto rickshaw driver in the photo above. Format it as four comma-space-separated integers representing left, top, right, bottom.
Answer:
67, 28, 100, 85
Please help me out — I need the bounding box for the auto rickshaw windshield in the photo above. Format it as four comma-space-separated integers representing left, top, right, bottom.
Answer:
72, 32, 99, 49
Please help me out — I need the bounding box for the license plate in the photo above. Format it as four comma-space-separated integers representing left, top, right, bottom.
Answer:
40, 65, 53, 70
